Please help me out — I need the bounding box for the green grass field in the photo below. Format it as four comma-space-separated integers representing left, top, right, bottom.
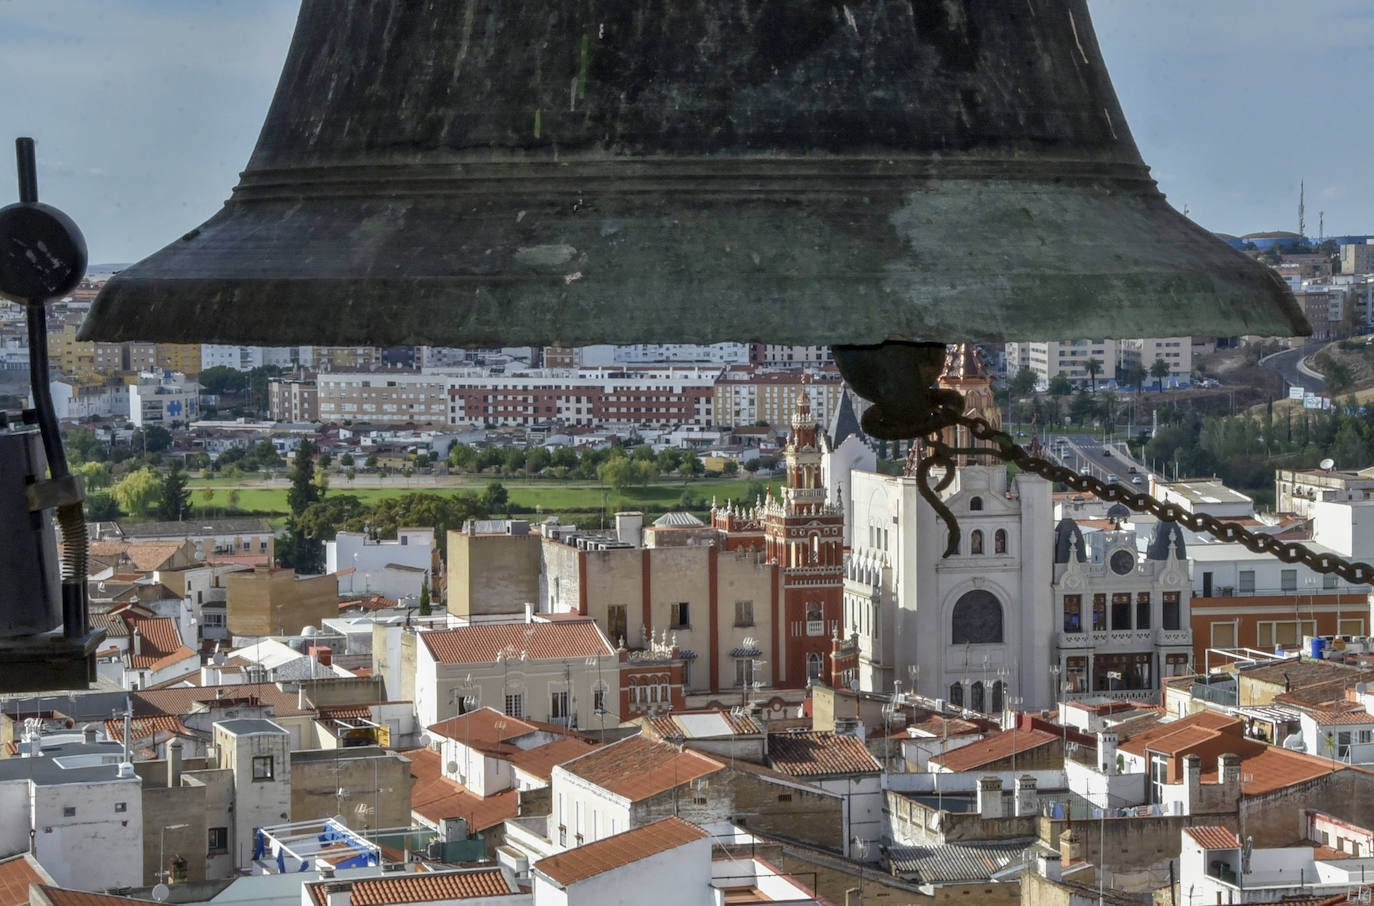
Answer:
188, 476, 765, 519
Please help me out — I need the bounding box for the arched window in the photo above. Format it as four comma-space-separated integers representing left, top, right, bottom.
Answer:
951, 590, 1004, 644
991, 681, 1005, 713
806, 652, 823, 683
949, 682, 964, 707
971, 681, 985, 713
969, 496, 984, 511
994, 529, 1007, 554
970, 530, 984, 555
811, 533, 820, 562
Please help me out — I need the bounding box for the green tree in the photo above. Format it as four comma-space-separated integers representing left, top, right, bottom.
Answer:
598, 455, 636, 493
364, 454, 379, 471
134, 425, 172, 453
63, 427, 107, 463
339, 452, 355, 468
76, 461, 112, 491
550, 446, 579, 471
84, 490, 120, 521
197, 365, 244, 395
112, 468, 163, 520
1084, 358, 1103, 393
722, 460, 739, 476
418, 579, 432, 616
680, 450, 704, 477
294, 494, 372, 542
287, 438, 321, 517
655, 447, 682, 474
1150, 357, 1171, 393
154, 461, 192, 522
1047, 373, 1073, 397
1008, 367, 1038, 397
482, 481, 509, 515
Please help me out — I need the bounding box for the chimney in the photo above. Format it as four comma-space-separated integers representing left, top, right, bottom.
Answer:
131, 625, 142, 657
1182, 754, 1202, 814
977, 776, 1005, 819
1219, 753, 1242, 791
524, 602, 534, 624
1096, 730, 1119, 774
309, 645, 332, 666
1038, 850, 1063, 881
1059, 826, 1082, 866
82, 725, 97, 744
1014, 774, 1038, 817
844, 888, 863, 906
298, 686, 308, 710
168, 739, 183, 787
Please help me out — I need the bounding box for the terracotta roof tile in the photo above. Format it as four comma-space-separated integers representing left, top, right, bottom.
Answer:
558, 734, 722, 801
1118, 711, 1244, 757
534, 817, 707, 887
421, 620, 613, 664
507, 737, 602, 781
768, 732, 882, 777
930, 728, 1058, 772
85, 540, 191, 572
0, 854, 46, 906
1197, 746, 1341, 795
1183, 826, 1240, 850
428, 707, 539, 747
130, 684, 311, 719
1312, 709, 1374, 726
403, 747, 518, 832
124, 616, 188, 668
104, 714, 194, 744
343, 869, 517, 904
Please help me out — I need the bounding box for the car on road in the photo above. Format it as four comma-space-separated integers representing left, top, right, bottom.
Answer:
1132, 476, 1144, 485
1107, 474, 1119, 483
1079, 466, 1091, 475
1102, 448, 1111, 457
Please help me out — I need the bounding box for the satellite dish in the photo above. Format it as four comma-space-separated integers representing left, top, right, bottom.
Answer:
1321, 458, 1335, 471
849, 678, 860, 691
151, 884, 170, 902
446, 761, 459, 774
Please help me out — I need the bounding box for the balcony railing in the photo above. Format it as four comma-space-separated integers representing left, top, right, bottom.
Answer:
806, 620, 826, 637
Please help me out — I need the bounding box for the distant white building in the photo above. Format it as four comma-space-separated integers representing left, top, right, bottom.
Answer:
128, 370, 200, 427
326, 529, 435, 602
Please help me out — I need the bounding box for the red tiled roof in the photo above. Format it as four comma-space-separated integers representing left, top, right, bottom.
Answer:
768, 732, 882, 777
32, 886, 161, 905
535, 817, 707, 887
558, 734, 722, 801
344, 869, 517, 904
1198, 746, 1340, 795
0, 854, 46, 906
103, 714, 194, 745
507, 736, 602, 781
428, 707, 539, 747
403, 748, 518, 832
124, 616, 187, 668
1183, 826, 1240, 850
86, 540, 190, 571
1118, 711, 1244, 757
421, 620, 613, 664
130, 684, 311, 719
930, 728, 1058, 772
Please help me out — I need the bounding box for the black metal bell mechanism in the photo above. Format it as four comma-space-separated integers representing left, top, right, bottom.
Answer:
82, 0, 1307, 361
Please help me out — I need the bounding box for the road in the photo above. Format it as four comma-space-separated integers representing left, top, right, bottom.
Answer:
1260, 342, 1326, 395
1046, 434, 1153, 489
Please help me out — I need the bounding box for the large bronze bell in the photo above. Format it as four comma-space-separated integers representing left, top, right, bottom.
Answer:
82, 1, 1305, 360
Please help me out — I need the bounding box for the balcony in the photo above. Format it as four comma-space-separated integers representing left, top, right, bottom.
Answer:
806, 620, 826, 637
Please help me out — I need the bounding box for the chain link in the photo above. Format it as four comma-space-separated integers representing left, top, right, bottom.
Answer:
922, 412, 1374, 587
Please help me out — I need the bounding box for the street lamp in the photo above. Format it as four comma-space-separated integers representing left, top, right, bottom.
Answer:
160, 822, 188, 884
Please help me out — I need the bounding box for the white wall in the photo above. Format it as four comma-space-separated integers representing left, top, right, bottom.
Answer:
0, 780, 31, 858
549, 765, 632, 851
31, 775, 144, 890
536, 836, 710, 906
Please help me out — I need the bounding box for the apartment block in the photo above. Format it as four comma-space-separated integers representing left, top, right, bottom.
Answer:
267, 374, 319, 423
316, 372, 449, 425
128, 370, 200, 427
1003, 339, 1118, 387
1341, 242, 1374, 275
712, 365, 841, 429
1118, 336, 1192, 381
445, 366, 720, 428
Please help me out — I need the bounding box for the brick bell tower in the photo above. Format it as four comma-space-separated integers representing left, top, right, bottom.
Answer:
763, 387, 845, 688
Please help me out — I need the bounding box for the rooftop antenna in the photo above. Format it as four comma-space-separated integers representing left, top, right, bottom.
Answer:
1299, 180, 1306, 241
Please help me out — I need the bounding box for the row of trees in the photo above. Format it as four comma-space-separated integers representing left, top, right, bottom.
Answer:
446, 440, 778, 480
1140, 399, 1374, 504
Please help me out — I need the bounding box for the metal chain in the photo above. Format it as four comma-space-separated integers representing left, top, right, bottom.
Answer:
920, 412, 1374, 587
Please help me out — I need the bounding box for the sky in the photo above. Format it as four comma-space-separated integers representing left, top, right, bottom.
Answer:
1, 0, 1371, 266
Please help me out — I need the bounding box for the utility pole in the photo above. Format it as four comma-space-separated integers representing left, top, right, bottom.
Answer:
1299, 180, 1306, 241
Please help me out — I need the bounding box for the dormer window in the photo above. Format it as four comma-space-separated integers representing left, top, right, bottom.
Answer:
969, 496, 984, 511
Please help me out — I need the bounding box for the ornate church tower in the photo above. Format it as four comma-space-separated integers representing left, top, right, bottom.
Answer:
906, 343, 1003, 475
763, 389, 846, 687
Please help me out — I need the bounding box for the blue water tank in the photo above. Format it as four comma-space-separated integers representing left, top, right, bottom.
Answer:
1311, 637, 1326, 659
